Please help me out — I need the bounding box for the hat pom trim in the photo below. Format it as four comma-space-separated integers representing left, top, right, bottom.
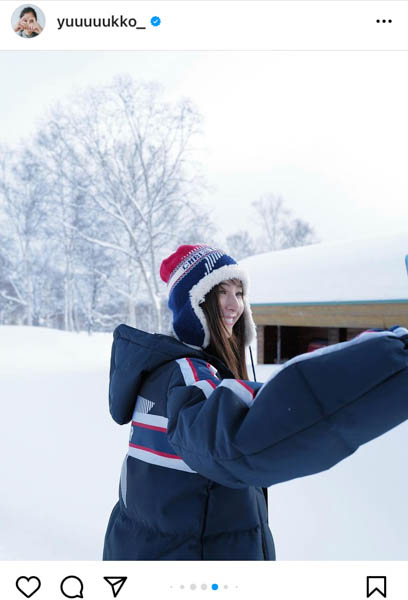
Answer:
189, 264, 257, 348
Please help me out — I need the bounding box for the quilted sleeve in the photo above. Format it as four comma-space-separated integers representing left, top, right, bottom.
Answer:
167, 328, 408, 489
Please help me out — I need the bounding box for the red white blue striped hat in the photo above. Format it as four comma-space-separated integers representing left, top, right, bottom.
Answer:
160, 244, 256, 348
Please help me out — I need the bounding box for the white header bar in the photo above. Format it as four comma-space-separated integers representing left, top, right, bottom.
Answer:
2, 0, 408, 50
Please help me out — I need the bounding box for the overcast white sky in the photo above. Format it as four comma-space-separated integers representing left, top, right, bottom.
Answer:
1, 50, 407, 244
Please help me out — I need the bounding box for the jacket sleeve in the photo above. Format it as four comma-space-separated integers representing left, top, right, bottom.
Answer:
167, 328, 408, 489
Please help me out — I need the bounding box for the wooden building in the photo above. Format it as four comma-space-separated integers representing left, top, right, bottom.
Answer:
242, 233, 408, 364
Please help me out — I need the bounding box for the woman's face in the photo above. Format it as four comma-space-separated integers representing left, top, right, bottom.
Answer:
216, 279, 244, 336
21, 12, 37, 33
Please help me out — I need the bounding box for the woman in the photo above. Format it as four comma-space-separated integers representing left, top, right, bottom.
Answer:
14, 7, 43, 38
103, 244, 408, 560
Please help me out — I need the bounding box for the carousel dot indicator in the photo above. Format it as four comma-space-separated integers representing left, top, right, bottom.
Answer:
212, 583, 219, 590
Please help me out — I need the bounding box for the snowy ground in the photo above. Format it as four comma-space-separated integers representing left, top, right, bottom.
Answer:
0, 326, 407, 560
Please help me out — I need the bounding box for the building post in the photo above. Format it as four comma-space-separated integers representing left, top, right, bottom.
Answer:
256, 325, 264, 365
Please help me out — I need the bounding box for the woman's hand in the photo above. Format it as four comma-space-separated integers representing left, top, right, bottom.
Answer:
15, 16, 43, 35
25, 21, 43, 34
14, 17, 25, 32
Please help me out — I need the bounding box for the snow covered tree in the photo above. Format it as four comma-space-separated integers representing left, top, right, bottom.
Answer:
226, 230, 257, 260
281, 217, 317, 249
36, 76, 211, 332
252, 193, 318, 251
0, 77, 219, 333
0, 147, 49, 326
252, 194, 290, 251
0, 230, 18, 324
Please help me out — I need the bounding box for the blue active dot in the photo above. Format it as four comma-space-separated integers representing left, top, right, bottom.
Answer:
151, 16, 161, 27
212, 584, 218, 590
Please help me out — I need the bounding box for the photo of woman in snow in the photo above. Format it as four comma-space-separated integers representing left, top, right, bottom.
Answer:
103, 243, 408, 560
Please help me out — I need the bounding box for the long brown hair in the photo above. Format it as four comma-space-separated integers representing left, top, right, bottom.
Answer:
200, 279, 248, 380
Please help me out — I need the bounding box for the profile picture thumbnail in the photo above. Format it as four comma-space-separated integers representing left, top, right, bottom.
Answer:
12, 4, 45, 38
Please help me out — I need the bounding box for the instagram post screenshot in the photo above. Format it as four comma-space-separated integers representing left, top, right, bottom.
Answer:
0, 1, 407, 598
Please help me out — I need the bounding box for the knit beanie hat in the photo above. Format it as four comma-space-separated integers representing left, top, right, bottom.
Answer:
160, 244, 256, 348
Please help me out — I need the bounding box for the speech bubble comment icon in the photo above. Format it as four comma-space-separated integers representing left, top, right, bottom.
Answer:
60, 576, 84, 599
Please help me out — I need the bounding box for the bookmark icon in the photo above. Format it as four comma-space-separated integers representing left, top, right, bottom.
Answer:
366, 576, 387, 598
103, 577, 127, 598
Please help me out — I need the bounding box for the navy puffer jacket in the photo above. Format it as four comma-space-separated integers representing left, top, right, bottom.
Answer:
103, 324, 408, 560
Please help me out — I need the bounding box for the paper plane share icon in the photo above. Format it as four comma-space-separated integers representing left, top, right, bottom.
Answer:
103, 577, 127, 598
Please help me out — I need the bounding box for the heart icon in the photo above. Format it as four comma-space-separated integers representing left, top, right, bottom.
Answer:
16, 576, 41, 598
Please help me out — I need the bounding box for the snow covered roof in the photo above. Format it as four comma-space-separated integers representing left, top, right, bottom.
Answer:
242, 232, 408, 305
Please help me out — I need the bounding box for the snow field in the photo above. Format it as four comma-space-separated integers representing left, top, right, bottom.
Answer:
0, 326, 407, 559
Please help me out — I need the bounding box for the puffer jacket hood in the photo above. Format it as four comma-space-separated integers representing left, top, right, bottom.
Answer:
109, 324, 232, 425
